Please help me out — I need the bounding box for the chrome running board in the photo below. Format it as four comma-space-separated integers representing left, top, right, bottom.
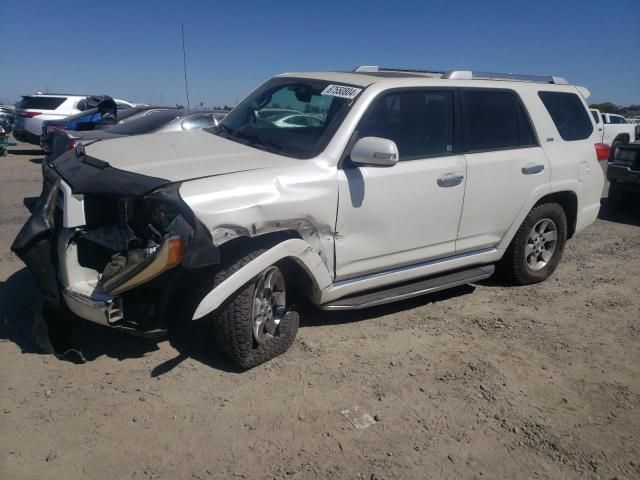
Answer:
319, 265, 494, 311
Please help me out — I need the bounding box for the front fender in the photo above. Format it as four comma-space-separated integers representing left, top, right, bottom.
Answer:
192, 238, 332, 320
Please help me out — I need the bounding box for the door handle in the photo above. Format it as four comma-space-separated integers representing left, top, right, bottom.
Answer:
437, 174, 464, 187
521, 164, 545, 175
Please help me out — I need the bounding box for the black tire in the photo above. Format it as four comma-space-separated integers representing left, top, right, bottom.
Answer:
210, 248, 299, 369
609, 140, 623, 161
498, 202, 568, 286
608, 182, 627, 212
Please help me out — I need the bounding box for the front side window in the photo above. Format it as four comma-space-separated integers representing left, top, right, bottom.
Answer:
356, 90, 454, 160
214, 78, 361, 159
538, 91, 593, 141
463, 90, 536, 151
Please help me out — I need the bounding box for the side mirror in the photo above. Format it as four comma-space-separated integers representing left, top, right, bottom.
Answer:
350, 136, 399, 167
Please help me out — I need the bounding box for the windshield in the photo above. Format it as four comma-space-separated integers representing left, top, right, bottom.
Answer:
106, 109, 180, 135
213, 78, 362, 158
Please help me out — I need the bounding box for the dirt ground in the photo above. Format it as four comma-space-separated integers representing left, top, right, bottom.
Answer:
1, 140, 639, 480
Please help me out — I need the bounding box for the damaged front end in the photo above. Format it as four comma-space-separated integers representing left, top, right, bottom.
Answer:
11, 149, 219, 351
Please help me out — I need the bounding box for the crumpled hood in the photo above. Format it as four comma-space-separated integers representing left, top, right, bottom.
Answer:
84, 129, 296, 182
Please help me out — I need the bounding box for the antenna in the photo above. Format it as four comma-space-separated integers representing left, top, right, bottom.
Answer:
181, 23, 191, 110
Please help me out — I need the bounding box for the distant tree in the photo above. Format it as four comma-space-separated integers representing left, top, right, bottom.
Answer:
589, 102, 620, 114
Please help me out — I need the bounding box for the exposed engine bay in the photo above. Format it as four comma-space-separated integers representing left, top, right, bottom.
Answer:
11, 151, 220, 348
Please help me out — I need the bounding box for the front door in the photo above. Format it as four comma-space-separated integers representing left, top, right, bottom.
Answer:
335, 89, 466, 280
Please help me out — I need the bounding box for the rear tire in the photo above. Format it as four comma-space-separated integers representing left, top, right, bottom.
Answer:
609, 140, 623, 161
498, 203, 567, 285
209, 248, 299, 369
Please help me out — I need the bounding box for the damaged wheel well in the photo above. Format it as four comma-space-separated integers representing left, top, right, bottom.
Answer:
218, 231, 314, 303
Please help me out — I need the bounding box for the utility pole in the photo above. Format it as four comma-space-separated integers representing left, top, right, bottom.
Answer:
181, 24, 191, 111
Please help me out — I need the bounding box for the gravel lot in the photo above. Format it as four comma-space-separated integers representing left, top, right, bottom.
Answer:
1, 141, 639, 480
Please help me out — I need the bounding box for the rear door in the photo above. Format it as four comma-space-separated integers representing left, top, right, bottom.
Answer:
456, 88, 550, 253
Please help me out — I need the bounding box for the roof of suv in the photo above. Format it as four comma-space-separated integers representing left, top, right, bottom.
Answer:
278, 67, 574, 88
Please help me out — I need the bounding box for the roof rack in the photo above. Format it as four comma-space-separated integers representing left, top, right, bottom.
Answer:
353, 66, 569, 85
444, 70, 569, 85
354, 66, 444, 76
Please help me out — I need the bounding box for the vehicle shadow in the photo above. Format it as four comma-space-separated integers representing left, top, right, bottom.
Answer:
153, 284, 477, 376
0, 267, 162, 361
1, 266, 477, 375
298, 284, 475, 327
598, 197, 640, 227
9, 148, 44, 156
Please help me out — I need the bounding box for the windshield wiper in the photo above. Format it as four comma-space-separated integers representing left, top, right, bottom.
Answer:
249, 135, 283, 154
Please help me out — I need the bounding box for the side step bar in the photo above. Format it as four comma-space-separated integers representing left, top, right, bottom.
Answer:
319, 265, 494, 311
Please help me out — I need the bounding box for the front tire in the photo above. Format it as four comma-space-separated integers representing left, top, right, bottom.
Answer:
498, 203, 568, 285
210, 249, 299, 369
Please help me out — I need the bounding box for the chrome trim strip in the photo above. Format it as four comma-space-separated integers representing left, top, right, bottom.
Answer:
333, 248, 496, 287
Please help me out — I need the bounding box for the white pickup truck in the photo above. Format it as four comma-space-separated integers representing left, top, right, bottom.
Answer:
590, 109, 638, 159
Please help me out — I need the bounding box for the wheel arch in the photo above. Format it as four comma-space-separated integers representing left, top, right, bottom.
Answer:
534, 190, 578, 239
192, 237, 332, 320
613, 133, 630, 144
499, 188, 579, 252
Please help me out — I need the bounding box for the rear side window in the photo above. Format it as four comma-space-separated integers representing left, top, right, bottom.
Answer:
538, 91, 593, 141
591, 110, 600, 124
463, 90, 536, 151
17, 96, 66, 110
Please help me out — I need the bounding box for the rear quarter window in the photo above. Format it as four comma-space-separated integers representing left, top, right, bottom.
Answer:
17, 96, 66, 111
538, 91, 593, 141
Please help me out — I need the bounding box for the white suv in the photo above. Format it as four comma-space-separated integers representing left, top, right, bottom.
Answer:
13, 67, 605, 368
13, 93, 136, 145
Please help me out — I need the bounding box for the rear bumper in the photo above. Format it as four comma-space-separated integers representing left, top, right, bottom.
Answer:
607, 164, 640, 189
13, 129, 41, 145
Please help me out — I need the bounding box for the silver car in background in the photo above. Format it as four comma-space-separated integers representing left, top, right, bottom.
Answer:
48, 109, 226, 160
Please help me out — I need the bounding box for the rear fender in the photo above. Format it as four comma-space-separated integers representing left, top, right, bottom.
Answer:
192, 238, 331, 320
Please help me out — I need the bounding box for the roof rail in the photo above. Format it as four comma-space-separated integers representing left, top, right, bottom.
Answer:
353, 66, 445, 75
353, 66, 569, 84
444, 70, 569, 85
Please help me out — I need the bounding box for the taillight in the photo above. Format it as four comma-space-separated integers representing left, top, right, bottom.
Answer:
19, 111, 42, 118
595, 143, 610, 162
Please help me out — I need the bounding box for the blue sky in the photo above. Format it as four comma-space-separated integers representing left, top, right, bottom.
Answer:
2, 0, 639, 107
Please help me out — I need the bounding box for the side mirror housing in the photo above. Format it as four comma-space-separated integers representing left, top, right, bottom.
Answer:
350, 136, 399, 167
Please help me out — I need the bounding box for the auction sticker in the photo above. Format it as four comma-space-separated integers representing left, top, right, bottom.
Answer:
321, 84, 362, 99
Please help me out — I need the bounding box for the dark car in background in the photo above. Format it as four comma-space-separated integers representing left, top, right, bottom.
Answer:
607, 143, 640, 212
41, 103, 175, 153
48, 109, 225, 160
